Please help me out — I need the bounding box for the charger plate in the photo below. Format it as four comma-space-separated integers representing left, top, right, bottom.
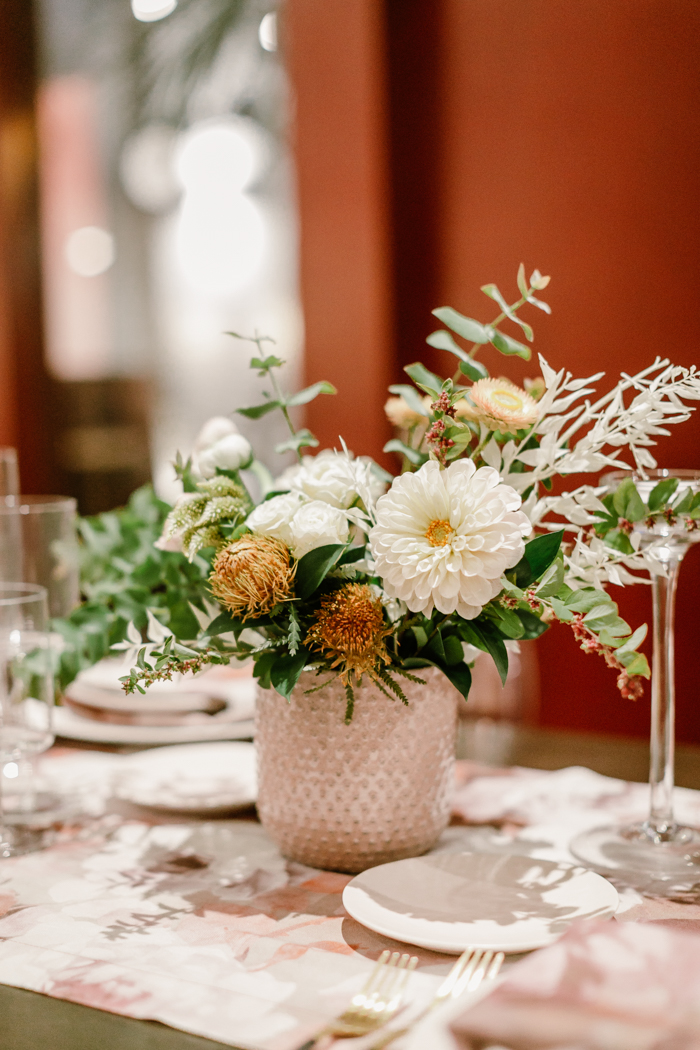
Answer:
342, 851, 618, 954
114, 741, 257, 815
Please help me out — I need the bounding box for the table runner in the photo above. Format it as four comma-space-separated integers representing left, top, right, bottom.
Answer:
0, 751, 698, 1049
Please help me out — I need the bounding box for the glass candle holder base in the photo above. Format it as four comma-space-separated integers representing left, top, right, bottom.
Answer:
570, 823, 700, 900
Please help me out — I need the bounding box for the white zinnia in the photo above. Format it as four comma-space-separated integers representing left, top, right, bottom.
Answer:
369, 460, 531, 620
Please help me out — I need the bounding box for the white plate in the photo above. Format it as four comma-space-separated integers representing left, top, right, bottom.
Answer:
53, 703, 255, 745
114, 742, 257, 814
342, 851, 618, 954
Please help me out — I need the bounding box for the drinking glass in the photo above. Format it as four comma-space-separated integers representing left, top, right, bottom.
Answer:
571, 469, 700, 898
0, 496, 80, 618
0, 448, 19, 504
0, 584, 55, 857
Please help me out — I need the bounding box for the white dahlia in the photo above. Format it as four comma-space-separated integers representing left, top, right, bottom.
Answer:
369, 460, 531, 619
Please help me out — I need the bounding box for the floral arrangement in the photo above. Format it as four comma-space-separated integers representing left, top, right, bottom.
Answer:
77, 268, 700, 721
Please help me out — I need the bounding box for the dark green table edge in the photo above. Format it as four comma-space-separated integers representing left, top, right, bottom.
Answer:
0, 985, 244, 1050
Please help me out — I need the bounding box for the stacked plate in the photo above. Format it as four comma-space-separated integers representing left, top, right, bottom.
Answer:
55, 658, 256, 745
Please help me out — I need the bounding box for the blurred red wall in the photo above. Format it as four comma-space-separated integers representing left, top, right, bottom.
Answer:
286, 0, 700, 741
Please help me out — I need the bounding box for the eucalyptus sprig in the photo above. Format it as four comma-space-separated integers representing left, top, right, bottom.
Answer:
230, 330, 336, 460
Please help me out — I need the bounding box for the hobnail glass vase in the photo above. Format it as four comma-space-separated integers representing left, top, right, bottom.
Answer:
255, 666, 459, 873
571, 469, 700, 898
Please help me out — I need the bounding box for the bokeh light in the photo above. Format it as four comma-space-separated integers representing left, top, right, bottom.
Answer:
64, 226, 115, 277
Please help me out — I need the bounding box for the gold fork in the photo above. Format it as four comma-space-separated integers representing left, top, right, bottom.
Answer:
366, 946, 505, 1049
296, 949, 419, 1050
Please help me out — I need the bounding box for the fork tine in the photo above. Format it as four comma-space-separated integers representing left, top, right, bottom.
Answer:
361, 952, 403, 1014
486, 951, 505, 980
451, 948, 485, 997
465, 949, 494, 994
438, 948, 476, 998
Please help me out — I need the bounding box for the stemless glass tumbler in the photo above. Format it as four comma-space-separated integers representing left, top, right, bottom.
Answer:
0, 584, 55, 858
571, 469, 700, 898
0, 496, 80, 618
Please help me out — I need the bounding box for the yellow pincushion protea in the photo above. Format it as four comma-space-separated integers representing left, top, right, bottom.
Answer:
464, 378, 539, 435
210, 535, 295, 620
306, 583, 392, 683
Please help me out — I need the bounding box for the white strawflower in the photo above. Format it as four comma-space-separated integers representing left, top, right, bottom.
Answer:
464, 378, 540, 434
246, 491, 305, 548
288, 500, 349, 558
369, 460, 531, 619
197, 433, 253, 476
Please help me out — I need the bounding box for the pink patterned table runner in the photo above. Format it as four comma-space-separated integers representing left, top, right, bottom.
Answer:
0, 753, 697, 1049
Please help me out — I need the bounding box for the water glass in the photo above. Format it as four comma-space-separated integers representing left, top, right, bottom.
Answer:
0, 496, 80, 618
0, 448, 19, 503
0, 584, 55, 857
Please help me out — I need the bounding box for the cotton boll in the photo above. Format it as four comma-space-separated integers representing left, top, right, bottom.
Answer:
197, 434, 253, 476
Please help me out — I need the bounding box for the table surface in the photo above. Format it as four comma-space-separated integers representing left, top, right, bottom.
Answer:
2, 723, 700, 1050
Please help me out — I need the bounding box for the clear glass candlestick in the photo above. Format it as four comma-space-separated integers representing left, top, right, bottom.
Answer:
571, 470, 700, 899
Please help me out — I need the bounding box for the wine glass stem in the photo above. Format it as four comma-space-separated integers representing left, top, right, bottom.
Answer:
648, 556, 682, 834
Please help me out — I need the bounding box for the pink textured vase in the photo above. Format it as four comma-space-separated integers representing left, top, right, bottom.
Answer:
255, 667, 459, 873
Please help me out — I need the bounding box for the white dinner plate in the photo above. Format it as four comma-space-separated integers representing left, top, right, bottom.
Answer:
114, 741, 257, 814
53, 703, 255, 745
342, 851, 618, 954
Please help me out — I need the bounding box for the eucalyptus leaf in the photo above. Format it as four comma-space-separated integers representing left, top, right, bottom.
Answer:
458, 358, 489, 381
612, 478, 646, 522
275, 429, 319, 454
286, 381, 337, 407
236, 400, 281, 419
388, 384, 429, 417
404, 362, 444, 397
489, 329, 531, 360
383, 439, 428, 465
431, 307, 489, 344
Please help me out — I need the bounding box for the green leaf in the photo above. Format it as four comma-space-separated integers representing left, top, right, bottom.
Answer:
469, 621, 509, 685
426, 629, 445, 661
295, 544, 346, 601
511, 531, 564, 588
426, 329, 470, 358
615, 623, 648, 655
648, 477, 679, 512
565, 588, 613, 613
206, 611, 244, 637
383, 439, 428, 466
431, 307, 489, 344
489, 329, 531, 360
252, 649, 278, 689
166, 600, 200, 640
442, 633, 465, 666
275, 429, 319, 455
438, 661, 472, 699
534, 557, 565, 598
612, 478, 646, 522
617, 651, 651, 678
404, 362, 444, 397
517, 608, 550, 638
338, 545, 367, 565
550, 596, 574, 621
249, 355, 285, 371
488, 605, 525, 639
286, 381, 337, 407
672, 488, 694, 514
517, 262, 528, 297
270, 650, 309, 700
388, 384, 428, 417
458, 358, 489, 382
287, 604, 301, 656
237, 400, 281, 419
